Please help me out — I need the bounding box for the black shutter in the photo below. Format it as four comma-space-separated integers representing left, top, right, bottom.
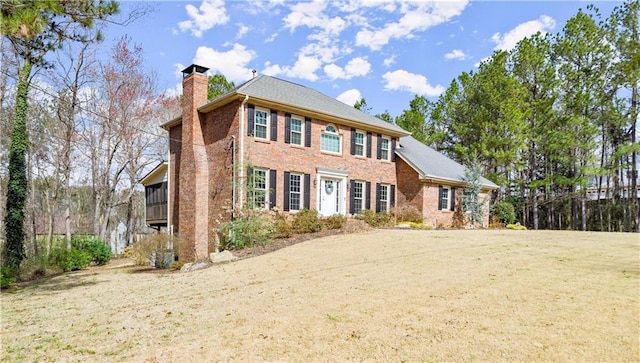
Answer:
365, 182, 371, 210
375, 183, 381, 213
305, 117, 311, 147
349, 179, 356, 214
283, 172, 290, 211
247, 104, 255, 136
270, 110, 278, 141
391, 138, 396, 162
269, 169, 277, 209
376, 134, 382, 159
390, 184, 396, 208
350, 128, 356, 155
285, 113, 291, 144
450, 187, 456, 211
366, 132, 372, 158
438, 185, 443, 210
304, 174, 311, 209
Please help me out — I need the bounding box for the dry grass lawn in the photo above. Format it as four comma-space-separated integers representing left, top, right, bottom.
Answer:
1, 229, 638, 362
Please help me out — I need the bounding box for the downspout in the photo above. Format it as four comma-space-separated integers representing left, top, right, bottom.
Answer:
239, 95, 249, 211
167, 149, 171, 236
231, 135, 236, 220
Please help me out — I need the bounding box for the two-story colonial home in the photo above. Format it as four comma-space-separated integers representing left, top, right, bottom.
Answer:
158, 64, 497, 261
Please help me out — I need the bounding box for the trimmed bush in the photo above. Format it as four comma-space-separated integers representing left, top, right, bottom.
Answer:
324, 214, 347, 230
270, 211, 293, 238
72, 236, 112, 265
292, 209, 323, 234
393, 205, 423, 223
357, 209, 394, 228
492, 200, 516, 225
49, 248, 91, 272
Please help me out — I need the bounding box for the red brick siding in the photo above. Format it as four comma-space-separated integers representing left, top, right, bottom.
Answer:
246, 107, 397, 213
395, 158, 424, 216
169, 125, 181, 233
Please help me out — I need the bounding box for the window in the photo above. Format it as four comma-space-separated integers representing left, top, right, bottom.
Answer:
289, 173, 302, 211
291, 117, 302, 145
353, 181, 364, 213
254, 109, 268, 139
380, 137, 390, 160
379, 184, 389, 212
251, 168, 268, 209
354, 131, 365, 156
438, 186, 455, 211
321, 124, 341, 153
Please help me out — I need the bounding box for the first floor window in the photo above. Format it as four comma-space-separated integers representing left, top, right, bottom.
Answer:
255, 109, 268, 139
353, 181, 364, 212
289, 173, 302, 211
438, 186, 455, 211
252, 168, 267, 208
379, 184, 389, 212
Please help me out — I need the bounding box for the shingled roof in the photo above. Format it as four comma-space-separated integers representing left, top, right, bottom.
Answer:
395, 136, 498, 189
200, 74, 409, 136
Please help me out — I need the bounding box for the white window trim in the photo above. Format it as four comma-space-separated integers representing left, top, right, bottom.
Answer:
380, 136, 390, 161
254, 107, 269, 140
354, 130, 366, 157
321, 123, 342, 154
289, 172, 303, 212
290, 115, 303, 146
252, 168, 269, 209
441, 186, 451, 210
353, 180, 365, 213
379, 183, 390, 212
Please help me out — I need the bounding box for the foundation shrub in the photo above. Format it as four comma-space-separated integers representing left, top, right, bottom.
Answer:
126, 234, 177, 266
270, 211, 293, 238
492, 200, 516, 225
324, 214, 347, 230
292, 209, 323, 234
357, 209, 394, 228
393, 205, 423, 223
506, 223, 527, 230
220, 212, 271, 249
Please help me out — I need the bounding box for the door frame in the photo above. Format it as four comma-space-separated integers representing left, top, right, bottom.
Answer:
315, 168, 348, 216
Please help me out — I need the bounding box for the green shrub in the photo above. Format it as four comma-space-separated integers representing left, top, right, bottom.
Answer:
49, 248, 91, 272
292, 209, 323, 234
357, 209, 394, 228
270, 211, 293, 238
72, 236, 112, 265
492, 201, 516, 225
220, 214, 271, 249
324, 214, 347, 230
1, 266, 18, 289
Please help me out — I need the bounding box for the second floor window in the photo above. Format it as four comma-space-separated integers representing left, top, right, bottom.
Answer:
380, 137, 390, 160
255, 109, 268, 139
321, 124, 341, 153
291, 117, 303, 145
354, 131, 365, 156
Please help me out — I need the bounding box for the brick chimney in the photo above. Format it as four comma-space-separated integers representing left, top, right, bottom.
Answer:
178, 64, 209, 261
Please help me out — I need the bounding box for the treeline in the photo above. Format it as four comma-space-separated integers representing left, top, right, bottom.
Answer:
392, 2, 639, 232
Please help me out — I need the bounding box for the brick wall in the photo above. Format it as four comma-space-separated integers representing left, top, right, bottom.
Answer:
395, 157, 424, 215
169, 125, 181, 233
246, 106, 397, 213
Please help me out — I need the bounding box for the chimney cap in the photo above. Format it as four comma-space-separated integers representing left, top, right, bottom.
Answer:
181, 64, 209, 78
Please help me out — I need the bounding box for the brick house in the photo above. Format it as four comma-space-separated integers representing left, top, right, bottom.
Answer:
159, 64, 497, 261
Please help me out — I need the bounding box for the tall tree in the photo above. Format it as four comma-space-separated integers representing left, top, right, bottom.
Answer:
0, 0, 118, 267
208, 74, 235, 99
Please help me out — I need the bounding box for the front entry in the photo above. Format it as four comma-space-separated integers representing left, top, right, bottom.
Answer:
319, 177, 342, 217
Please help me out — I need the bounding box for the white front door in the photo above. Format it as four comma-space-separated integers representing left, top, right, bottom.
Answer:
319, 177, 340, 216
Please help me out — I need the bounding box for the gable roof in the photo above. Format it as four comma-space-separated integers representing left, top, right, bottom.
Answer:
140, 162, 168, 186
395, 136, 498, 189
169, 74, 409, 137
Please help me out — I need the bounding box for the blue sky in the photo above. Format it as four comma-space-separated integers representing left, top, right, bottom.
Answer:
104, 0, 621, 118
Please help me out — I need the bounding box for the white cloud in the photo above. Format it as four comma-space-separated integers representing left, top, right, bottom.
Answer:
173, 63, 185, 78
162, 82, 183, 98
336, 89, 362, 106
355, 1, 469, 51
263, 54, 322, 81
382, 70, 444, 96
383, 55, 396, 68
324, 57, 371, 80
284, 0, 346, 36
236, 24, 249, 39
444, 49, 467, 60
177, 0, 229, 38
491, 15, 555, 51
192, 44, 256, 83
